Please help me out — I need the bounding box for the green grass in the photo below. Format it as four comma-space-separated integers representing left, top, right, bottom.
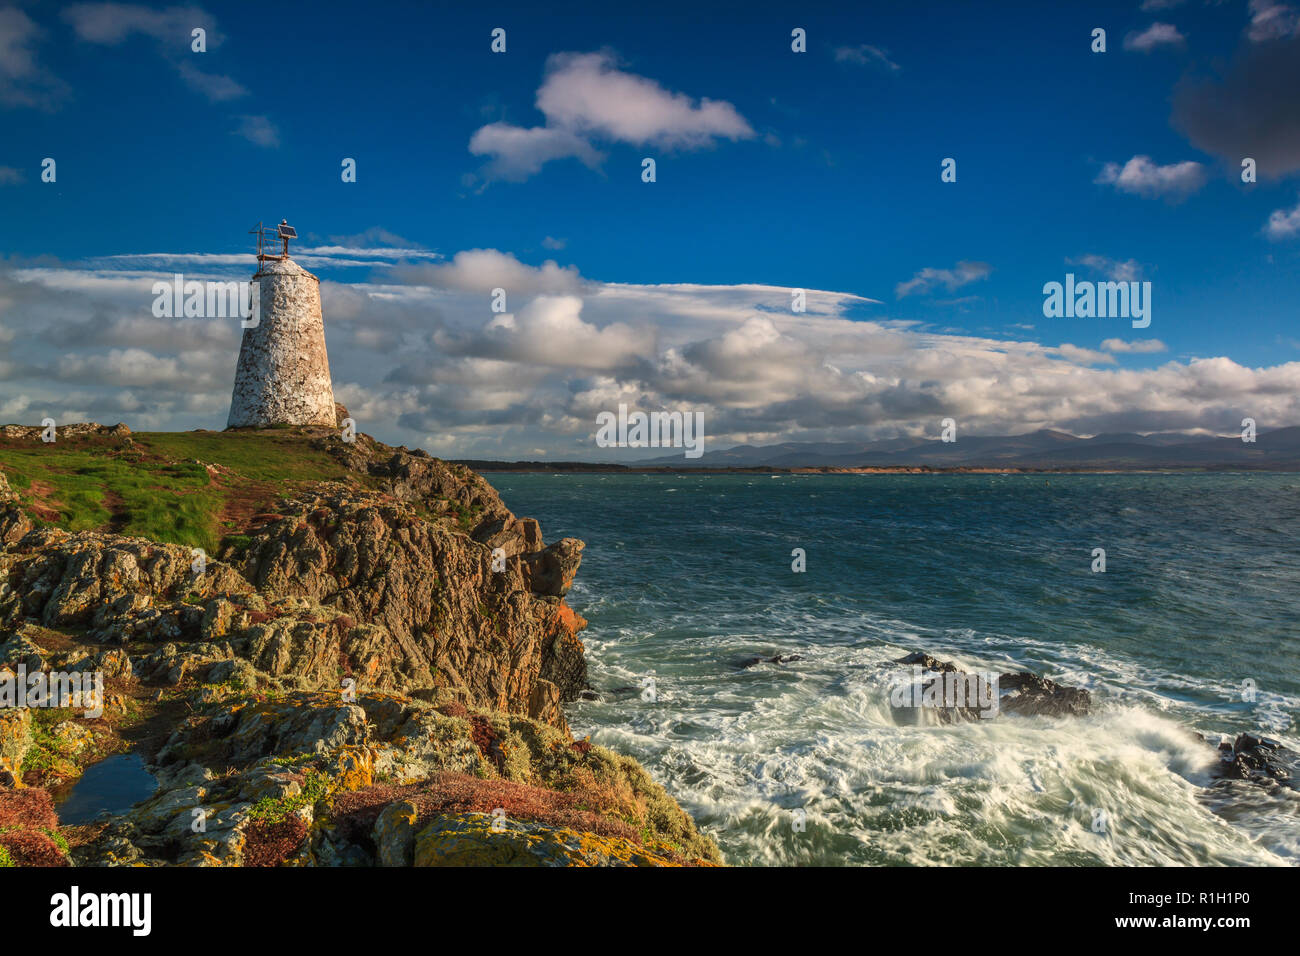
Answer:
0, 429, 371, 553
43, 828, 70, 855
248, 768, 332, 824
20, 707, 78, 776
135, 431, 352, 483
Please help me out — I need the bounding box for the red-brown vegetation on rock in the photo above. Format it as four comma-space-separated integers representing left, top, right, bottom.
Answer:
244, 816, 310, 867
0, 828, 68, 867
331, 772, 640, 846
0, 788, 59, 830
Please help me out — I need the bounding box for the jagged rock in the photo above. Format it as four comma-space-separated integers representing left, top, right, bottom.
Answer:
237, 489, 587, 723
0, 528, 249, 635
474, 516, 545, 558
1208, 732, 1295, 787
238, 766, 303, 804
738, 654, 805, 668
96, 648, 134, 680
363, 449, 511, 532
133, 784, 208, 836
889, 651, 1091, 720
238, 611, 431, 696
76, 688, 722, 867
50, 721, 94, 756
334, 402, 350, 427
521, 538, 584, 597
177, 801, 255, 866
374, 800, 420, 866
1, 428, 589, 724
0, 630, 45, 670
160, 697, 371, 769
2, 425, 720, 868
894, 652, 958, 673
0, 505, 32, 547
0, 708, 32, 786
200, 597, 248, 641
998, 671, 1091, 718
0, 422, 131, 442
135, 641, 236, 685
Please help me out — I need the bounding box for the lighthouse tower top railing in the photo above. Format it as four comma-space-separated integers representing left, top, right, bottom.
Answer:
248, 219, 298, 262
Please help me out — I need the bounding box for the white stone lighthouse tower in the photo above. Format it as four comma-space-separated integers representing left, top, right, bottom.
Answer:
227, 220, 336, 428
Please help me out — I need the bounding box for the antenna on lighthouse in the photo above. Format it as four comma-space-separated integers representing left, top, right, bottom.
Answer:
249, 220, 297, 263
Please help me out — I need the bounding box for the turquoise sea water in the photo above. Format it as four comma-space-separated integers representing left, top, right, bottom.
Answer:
490, 472, 1300, 866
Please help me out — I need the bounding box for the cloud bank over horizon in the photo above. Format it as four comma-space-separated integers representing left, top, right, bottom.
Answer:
1, 244, 1296, 460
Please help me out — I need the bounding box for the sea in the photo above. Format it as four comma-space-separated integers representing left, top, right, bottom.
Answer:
489, 472, 1300, 866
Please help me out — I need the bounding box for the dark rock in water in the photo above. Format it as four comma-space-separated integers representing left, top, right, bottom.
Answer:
1205, 733, 1295, 788
603, 686, 643, 702
578, 690, 602, 702
738, 654, 805, 669
998, 671, 1091, 718
893, 652, 959, 674
889, 651, 1091, 720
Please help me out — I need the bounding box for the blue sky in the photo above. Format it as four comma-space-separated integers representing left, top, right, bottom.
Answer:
2, 0, 1299, 457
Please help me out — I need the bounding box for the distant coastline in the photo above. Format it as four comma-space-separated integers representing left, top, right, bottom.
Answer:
455, 460, 1300, 474
457, 425, 1300, 473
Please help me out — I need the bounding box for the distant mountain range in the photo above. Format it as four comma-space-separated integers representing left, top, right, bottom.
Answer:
633, 427, 1300, 469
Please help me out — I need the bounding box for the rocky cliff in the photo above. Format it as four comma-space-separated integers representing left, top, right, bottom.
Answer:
0, 424, 720, 867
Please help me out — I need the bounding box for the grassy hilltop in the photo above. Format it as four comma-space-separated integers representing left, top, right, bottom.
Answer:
0, 426, 480, 556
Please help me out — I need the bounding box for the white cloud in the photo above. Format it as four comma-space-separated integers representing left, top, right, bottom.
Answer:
233, 115, 279, 148
895, 261, 992, 298
1265, 195, 1300, 239
63, 3, 248, 104
536, 52, 753, 147
1247, 0, 1300, 41
468, 51, 754, 181
296, 245, 442, 261
6, 253, 1300, 459
1095, 155, 1206, 201
833, 45, 901, 71
1101, 338, 1168, 354
97, 251, 403, 270
1054, 344, 1116, 365
56, 347, 226, 390
174, 60, 246, 101
469, 123, 602, 181
1124, 23, 1186, 51
396, 248, 583, 294
457, 295, 651, 371
63, 2, 204, 44
0, 6, 69, 108
1068, 255, 1145, 282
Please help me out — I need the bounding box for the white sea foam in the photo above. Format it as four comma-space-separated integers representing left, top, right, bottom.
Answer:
496, 471, 1300, 867
572, 619, 1298, 866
